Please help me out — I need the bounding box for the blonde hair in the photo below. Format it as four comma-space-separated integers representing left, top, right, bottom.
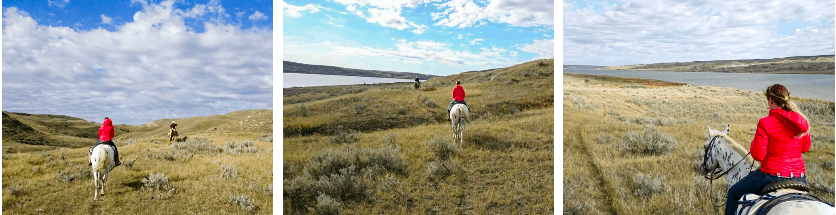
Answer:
765, 84, 808, 122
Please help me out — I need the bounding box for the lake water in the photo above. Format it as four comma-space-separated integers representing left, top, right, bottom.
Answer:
283, 73, 417, 88
563, 68, 835, 102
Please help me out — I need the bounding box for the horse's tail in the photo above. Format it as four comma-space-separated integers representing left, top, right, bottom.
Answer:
463, 106, 472, 124
92, 146, 107, 171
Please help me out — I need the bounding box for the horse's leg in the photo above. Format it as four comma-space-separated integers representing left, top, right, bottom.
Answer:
93, 171, 99, 200
101, 170, 108, 197
461, 122, 465, 147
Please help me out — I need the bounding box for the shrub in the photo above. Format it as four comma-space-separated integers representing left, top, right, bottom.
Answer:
331, 129, 359, 144
621, 126, 678, 155
314, 166, 369, 203
397, 107, 408, 115
224, 140, 260, 155
427, 159, 458, 182
300, 104, 308, 117
5, 185, 22, 196
354, 104, 368, 115
822, 159, 834, 171
58, 170, 77, 183
229, 194, 259, 213
428, 137, 458, 161
258, 134, 273, 142
381, 132, 397, 145
33, 166, 39, 173
222, 164, 239, 180
122, 157, 136, 169
142, 172, 173, 191
421, 87, 437, 92
316, 194, 342, 215
172, 137, 220, 154
597, 134, 614, 144
633, 173, 669, 197
421, 96, 438, 108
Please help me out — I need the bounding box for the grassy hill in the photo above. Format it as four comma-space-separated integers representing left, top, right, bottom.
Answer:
605, 55, 835, 74
283, 59, 554, 214
284, 61, 439, 80
562, 73, 834, 214
2, 109, 273, 214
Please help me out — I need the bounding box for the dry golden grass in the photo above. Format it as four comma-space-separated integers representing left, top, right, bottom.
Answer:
284, 59, 554, 214
563, 73, 835, 214
2, 110, 273, 214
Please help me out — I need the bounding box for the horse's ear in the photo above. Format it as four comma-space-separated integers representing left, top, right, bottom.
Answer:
723, 125, 730, 135
707, 124, 712, 136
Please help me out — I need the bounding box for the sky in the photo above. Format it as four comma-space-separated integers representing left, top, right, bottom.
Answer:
564, 0, 835, 66
2, 0, 273, 125
282, 0, 555, 76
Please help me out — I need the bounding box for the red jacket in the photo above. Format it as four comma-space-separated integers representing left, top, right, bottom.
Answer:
452, 85, 465, 101
99, 118, 115, 141
751, 108, 811, 176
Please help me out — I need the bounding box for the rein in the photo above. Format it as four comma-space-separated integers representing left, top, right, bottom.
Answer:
702, 134, 754, 209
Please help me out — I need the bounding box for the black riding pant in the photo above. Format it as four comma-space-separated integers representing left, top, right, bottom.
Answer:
95, 140, 118, 160
447, 100, 468, 112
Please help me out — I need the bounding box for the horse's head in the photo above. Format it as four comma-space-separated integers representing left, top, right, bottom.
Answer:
700, 124, 730, 173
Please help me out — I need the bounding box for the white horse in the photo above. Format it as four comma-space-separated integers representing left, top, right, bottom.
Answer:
700, 125, 834, 215
90, 144, 116, 200
450, 103, 471, 146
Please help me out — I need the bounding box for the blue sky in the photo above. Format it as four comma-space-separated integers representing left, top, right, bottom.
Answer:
2, 0, 273, 125
283, 0, 555, 76
564, 0, 835, 66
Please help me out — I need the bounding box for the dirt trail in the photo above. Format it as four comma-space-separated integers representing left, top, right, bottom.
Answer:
565, 124, 618, 215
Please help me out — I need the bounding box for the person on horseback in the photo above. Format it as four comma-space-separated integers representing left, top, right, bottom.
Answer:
724, 84, 811, 215
447, 81, 467, 121
169, 121, 177, 141
97, 117, 120, 166
414, 76, 420, 89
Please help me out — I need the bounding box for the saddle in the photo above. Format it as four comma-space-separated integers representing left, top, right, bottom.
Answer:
738, 180, 833, 215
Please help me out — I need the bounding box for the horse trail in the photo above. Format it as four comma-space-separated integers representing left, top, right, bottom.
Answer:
572, 126, 619, 215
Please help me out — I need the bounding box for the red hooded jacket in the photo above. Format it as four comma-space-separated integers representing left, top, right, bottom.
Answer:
99, 118, 115, 141
452, 85, 465, 101
751, 108, 811, 176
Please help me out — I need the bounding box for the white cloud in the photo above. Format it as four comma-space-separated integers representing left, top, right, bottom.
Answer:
432, 0, 554, 28
335, 0, 437, 32
293, 38, 522, 68
101, 14, 113, 24
249, 11, 267, 21
470, 38, 483, 45
409, 21, 428, 34
2, 1, 272, 125
518, 39, 554, 59
48, 0, 70, 8
457, 33, 463, 39
283, 1, 323, 18
563, 0, 834, 65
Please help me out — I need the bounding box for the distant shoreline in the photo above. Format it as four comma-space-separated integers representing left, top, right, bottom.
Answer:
283, 61, 438, 80
578, 55, 836, 75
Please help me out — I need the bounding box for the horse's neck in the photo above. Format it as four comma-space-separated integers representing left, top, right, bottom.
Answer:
715, 142, 755, 186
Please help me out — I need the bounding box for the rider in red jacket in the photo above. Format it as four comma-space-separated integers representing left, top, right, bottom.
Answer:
447, 81, 467, 120
97, 117, 120, 166
725, 84, 810, 215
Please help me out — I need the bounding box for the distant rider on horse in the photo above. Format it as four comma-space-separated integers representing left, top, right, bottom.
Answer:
414, 76, 420, 89
96, 117, 120, 166
447, 81, 468, 120
169, 121, 177, 141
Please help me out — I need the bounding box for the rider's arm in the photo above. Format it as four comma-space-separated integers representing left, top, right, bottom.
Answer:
800, 132, 811, 153
750, 120, 768, 161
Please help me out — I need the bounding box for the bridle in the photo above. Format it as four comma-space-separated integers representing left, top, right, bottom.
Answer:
701, 134, 754, 209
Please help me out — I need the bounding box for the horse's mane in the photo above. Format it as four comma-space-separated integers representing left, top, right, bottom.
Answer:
711, 132, 756, 166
